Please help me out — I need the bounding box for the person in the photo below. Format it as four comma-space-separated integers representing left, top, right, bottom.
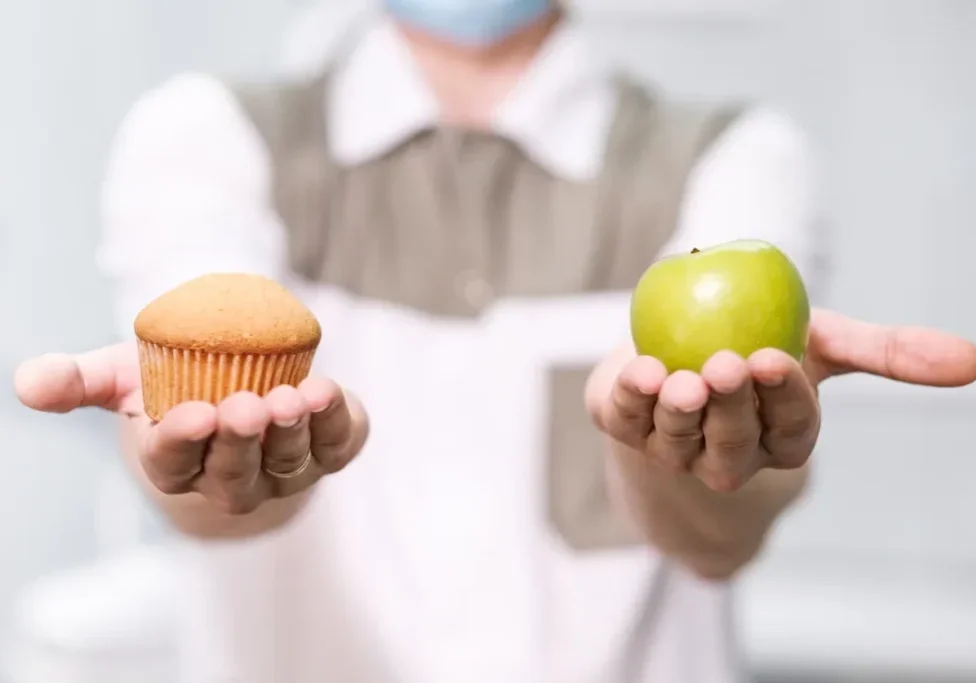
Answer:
13, 1, 976, 682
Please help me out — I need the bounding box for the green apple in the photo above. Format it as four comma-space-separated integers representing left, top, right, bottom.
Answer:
630, 239, 810, 373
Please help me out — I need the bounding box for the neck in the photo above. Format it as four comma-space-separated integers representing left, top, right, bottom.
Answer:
397, 7, 563, 127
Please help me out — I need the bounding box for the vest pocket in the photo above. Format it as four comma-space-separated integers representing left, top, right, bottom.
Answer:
546, 363, 644, 552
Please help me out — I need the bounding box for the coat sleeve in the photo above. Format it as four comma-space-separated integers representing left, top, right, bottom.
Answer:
97, 73, 289, 340
663, 107, 829, 304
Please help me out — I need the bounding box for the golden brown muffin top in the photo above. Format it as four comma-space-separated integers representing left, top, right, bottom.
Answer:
134, 273, 322, 354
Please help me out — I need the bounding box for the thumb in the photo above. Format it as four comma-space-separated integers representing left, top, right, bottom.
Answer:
14, 344, 136, 414
809, 309, 976, 387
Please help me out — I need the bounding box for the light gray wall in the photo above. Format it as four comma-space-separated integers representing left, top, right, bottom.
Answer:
0, 0, 973, 676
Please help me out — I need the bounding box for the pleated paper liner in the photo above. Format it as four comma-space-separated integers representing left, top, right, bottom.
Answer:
138, 340, 315, 422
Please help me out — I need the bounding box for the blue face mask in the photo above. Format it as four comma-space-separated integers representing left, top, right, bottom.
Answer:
385, 0, 553, 46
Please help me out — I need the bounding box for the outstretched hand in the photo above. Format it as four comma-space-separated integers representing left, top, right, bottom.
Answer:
588, 309, 976, 492
15, 343, 367, 514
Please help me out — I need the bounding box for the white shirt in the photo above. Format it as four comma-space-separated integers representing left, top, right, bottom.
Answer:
98, 11, 820, 683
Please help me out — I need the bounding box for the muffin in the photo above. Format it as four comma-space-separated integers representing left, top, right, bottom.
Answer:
134, 273, 321, 421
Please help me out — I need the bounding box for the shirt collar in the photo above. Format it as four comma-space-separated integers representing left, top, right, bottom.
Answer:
327, 16, 619, 182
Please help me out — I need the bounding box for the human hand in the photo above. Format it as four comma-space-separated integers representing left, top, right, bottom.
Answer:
588, 309, 976, 492
14, 343, 368, 514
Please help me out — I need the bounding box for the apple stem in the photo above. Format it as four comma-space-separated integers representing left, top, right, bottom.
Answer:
691, 248, 700, 254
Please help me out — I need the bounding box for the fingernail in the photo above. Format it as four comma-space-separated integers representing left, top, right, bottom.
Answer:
756, 374, 784, 387
274, 417, 300, 428
312, 400, 335, 414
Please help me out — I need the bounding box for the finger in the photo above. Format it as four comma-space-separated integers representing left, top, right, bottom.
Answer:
749, 348, 820, 467
585, 344, 638, 430
200, 393, 270, 514
601, 356, 667, 451
14, 344, 137, 413
651, 371, 708, 473
809, 309, 976, 386
697, 352, 761, 491
141, 401, 217, 494
301, 376, 364, 475
118, 390, 146, 418
262, 385, 313, 485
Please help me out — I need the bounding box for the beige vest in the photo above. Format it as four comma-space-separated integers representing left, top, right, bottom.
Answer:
233, 71, 741, 554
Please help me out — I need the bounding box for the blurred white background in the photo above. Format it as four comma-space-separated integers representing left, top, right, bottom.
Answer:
0, 0, 974, 681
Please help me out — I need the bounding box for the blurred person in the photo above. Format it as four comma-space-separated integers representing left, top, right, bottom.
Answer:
13, 1, 976, 682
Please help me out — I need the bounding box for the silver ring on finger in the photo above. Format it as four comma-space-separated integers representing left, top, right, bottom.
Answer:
263, 451, 313, 480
